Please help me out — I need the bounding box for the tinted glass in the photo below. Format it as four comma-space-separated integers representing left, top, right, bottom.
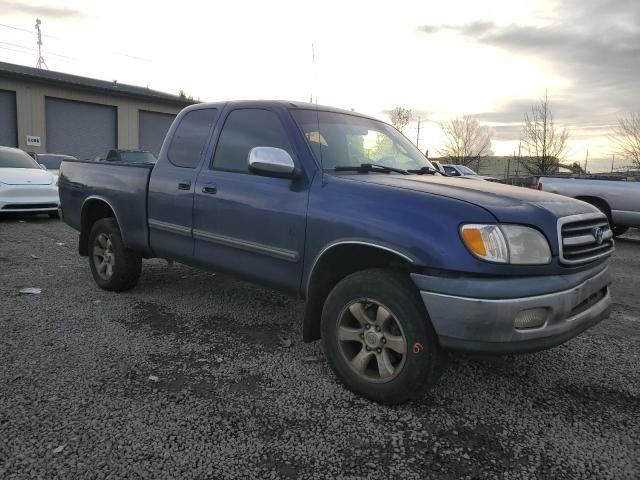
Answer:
120, 151, 157, 164
292, 110, 433, 171
458, 165, 477, 175
212, 109, 294, 173
37, 155, 64, 169
443, 166, 458, 175
168, 109, 218, 168
0, 148, 40, 169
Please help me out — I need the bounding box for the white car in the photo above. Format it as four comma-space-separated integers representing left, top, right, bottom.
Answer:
0, 146, 60, 218
442, 164, 499, 182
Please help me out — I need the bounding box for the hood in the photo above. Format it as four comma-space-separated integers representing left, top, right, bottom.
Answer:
0, 167, 54, 186
331, 173, 598, 222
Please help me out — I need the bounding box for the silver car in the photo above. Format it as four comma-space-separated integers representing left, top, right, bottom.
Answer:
538, 176, 640, 236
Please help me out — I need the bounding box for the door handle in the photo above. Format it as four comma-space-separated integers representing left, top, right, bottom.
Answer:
201, 183, 217, 194
178, 180, 191, 191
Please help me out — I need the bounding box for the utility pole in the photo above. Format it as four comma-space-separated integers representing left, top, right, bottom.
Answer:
416, 117, 421, 149
584, 150, 589, 174
611, 154, 615, 173
35, 18, 48, 70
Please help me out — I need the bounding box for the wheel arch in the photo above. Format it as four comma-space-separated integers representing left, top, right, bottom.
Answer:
79, 196, 119, 256
574, 195, 612, 220
303, 241, 416, 342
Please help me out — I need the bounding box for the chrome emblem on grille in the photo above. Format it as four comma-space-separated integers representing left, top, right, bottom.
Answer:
592, 226, 604, 245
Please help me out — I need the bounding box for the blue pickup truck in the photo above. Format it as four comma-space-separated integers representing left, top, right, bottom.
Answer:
59, 100, 613, 404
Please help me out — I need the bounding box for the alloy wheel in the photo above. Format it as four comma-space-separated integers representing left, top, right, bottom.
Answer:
336, 299, 407, 383
93, 233, 115, 280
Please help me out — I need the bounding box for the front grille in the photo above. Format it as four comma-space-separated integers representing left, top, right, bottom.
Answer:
2, 203, 58, 210
559, 214, 614, 265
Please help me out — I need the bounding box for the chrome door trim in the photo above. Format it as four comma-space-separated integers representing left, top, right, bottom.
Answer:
148, 218, 192, 236
192, 228, 300, 263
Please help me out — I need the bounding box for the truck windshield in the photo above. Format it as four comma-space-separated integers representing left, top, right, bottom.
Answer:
0, 148, 41, 169
292, 110, 433, 171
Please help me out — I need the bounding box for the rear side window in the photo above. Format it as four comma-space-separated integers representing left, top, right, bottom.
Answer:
211, 109, 294, 173
168, 109, 218, 168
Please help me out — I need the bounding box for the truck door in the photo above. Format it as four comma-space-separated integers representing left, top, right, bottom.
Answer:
192, 107, 308, 293
148, 108, 219, 263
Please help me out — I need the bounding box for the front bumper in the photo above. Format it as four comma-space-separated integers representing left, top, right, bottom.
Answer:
0, 183, 59, 213
412, 262, 611, 354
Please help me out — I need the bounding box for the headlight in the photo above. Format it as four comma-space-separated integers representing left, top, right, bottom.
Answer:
460, 224, 551, 264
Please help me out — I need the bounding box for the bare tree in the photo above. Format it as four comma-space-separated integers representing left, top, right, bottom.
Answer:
519, 93, 568, 175
612, 113, 640, 168
438, 116, 494, 169
389, 107, 412, 133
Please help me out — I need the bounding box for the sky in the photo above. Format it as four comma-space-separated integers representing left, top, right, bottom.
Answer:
1, 0, 638, 171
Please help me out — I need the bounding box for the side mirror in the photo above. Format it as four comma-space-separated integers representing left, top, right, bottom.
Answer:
39, 163, 47, 170
249, 147, 298, 178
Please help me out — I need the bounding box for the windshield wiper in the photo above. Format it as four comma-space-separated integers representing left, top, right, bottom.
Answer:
334, 163, 409, 175
406, 166, 444, 176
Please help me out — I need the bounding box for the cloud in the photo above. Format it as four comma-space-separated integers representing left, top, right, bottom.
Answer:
417, 0, 640, 138
0, 1, 85, 19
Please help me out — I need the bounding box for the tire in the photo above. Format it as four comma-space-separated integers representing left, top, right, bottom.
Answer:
88, 218, 142, 292
612, 225, 629, 237
321, 268, 446, 405
48, 211, 59, 219
578, 198, 627, 237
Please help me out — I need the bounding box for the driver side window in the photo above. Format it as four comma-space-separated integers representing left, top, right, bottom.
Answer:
211, 109, 295, 173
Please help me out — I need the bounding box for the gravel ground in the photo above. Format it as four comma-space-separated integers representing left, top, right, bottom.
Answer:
1, 217, 639, 479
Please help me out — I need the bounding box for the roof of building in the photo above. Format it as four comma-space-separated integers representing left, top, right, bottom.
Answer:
0, 61, 194, 106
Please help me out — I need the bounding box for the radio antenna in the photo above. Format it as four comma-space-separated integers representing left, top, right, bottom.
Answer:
312, 41, 324, 180
35, 19, 48, 70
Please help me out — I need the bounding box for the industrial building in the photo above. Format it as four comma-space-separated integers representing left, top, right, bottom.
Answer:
0, 61, 193, 160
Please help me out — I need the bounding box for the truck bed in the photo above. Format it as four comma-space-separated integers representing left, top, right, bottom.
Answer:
58, 160, 153, 254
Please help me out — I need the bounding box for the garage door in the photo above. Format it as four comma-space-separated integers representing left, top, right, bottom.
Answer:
139, 110, 175, 157
45, 97, 116, 160
0, 89, 18, 147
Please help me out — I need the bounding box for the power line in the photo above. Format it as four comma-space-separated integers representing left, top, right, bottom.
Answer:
0, 41, 74, 60
0, 21, 151, 63
0, 45, 34, 56
0, 21, 62, 39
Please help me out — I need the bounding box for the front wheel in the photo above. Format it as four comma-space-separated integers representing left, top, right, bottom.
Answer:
612, 225, 629, 237
88, 218, 142, 292
321, 268, 446, 404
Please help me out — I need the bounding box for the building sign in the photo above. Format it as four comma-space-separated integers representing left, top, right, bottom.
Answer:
26, 135, 41, 146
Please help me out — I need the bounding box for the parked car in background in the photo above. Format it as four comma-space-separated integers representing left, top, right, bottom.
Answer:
105, 149, 157, 164
59, 100, 612, 404
0, 146, 59, 218
430, 160, 445, 174
33, 153, 77, 177
442, 164, 499, 182
538, 176, 640, 236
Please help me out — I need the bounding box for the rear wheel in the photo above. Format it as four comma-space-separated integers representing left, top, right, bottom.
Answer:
321, 268, 446, 404
88, 218, 141, 291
